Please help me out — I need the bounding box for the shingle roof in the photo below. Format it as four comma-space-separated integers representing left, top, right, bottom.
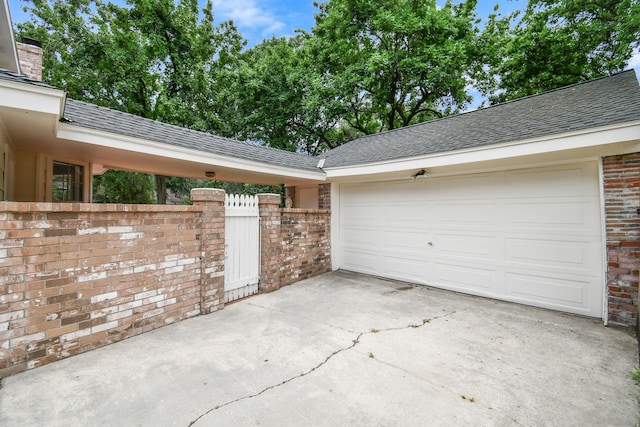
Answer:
0, 67, 57, 89
320, 70, 640, 168
0, 69, 318, 172
62, 99, 320, 172
3, 69, 640, 173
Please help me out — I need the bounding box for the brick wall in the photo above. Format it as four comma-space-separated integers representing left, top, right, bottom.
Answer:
259, 195, 331, 293
603, 153, 640, 327
0, 193, 225, 377
1, 190, 332, 377
279, 209, 331, 287
319, 184, 331, 210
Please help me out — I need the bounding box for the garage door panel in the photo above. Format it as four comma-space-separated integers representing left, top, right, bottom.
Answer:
382, 181, 430, 201
341, 204, 377, 225
505, 166, 596, 197
382, 203, 428, 225
342, 250, 379, 274
506, 273, 592, 314
506, 237, 597, 272
383, 230, 429, 251
339, 162, 603, 318
432, 174, 499, 199
435, 233, 498, 261
506, 200, 597, 231
434, 263, 496, 292
384, 255, 428, 282
343, 227, 377, 247
435, 203, 497, 227
341, 183, 384, 201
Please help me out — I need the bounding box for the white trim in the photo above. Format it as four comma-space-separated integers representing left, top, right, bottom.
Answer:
324, 121, 640, 179
0, 0, 21, 74
56, 123, 327, 182
597, 158, 609, 325
330, 183, 340, 271
0, 79, 66, 113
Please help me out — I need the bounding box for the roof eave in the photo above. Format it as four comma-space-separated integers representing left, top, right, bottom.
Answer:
323, 120, 640, 180
57, 122, 327, 183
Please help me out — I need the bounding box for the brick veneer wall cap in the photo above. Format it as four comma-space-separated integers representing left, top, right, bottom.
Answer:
0, 201, 198, 214
257, 193, 282, 206
190, 188, 226, 203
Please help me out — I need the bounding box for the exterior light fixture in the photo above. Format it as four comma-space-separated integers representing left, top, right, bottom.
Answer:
205, 171, 216, 178
411, 169, 429, 180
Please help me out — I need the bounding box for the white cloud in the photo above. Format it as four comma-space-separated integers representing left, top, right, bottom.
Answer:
214, 0, 285, 37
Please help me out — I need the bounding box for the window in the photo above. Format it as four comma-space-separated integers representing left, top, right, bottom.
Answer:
52, 161, 84, 202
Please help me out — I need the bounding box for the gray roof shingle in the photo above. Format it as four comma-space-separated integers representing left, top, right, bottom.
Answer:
62, 99, 320, 172
3, 69, 640, 174
0, 68, 319, 172
320, 70, 640, 168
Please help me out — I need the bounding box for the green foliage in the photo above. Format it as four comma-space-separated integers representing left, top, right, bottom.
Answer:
309, 0, 482, 134
15, 0, 640, 203
232, 36, 359, 155
17, 0, 246, 203
482, 0, 640, 103
165, 177, 282, 205
92, 170, 155, 203
631, 366, 640, 400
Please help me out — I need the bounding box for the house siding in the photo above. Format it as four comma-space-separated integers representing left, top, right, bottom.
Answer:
603, 153, 640, 327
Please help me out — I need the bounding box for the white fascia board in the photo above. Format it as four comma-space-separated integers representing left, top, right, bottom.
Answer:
0, 79, 66, 115
56, 123, 327, 181
324, 121, 640, 178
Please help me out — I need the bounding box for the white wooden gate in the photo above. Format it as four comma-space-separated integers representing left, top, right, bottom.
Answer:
224, 194, 260, 303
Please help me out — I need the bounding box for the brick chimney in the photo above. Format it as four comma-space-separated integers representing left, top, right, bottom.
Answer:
16, 38, 43, 81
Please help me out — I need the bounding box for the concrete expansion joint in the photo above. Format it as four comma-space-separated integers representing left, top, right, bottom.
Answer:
187, 310, 457, 426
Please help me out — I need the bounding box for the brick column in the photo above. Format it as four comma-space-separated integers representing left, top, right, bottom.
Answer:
285, 186, 295, 208
602, 154, 640, 327
318, 184, 331, 209
191, 188, 226, 314
258, 193, 282, 293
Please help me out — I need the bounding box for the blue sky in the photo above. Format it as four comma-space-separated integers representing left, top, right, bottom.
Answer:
8, 0, 526, 47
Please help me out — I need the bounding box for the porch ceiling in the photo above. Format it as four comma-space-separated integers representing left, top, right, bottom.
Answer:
1, 101, 325, 187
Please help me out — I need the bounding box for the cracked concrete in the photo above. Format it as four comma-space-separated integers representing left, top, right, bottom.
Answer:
1, 271, 638, 426
188, 310, 458, 426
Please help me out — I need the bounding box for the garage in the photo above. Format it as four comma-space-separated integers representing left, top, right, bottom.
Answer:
338, 162, 604, 317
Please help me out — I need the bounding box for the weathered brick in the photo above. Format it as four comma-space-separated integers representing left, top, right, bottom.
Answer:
603, 153, 640, 327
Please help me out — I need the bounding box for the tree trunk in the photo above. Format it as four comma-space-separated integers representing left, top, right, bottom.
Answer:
155, 175, 167, 204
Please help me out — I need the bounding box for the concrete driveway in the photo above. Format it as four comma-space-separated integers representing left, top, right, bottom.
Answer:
1, 271, 638, 426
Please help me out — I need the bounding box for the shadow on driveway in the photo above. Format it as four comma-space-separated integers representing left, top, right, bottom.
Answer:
1, 271, 638, 426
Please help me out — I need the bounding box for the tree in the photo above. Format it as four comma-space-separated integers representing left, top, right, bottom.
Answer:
231, 35, 358, 155
308, 0, 482, 134
93, 170, 155, 203
482, 0, 640, 103
16, 0, 245, 202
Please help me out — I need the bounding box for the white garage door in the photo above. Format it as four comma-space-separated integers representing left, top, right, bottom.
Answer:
339, 163, 604, 317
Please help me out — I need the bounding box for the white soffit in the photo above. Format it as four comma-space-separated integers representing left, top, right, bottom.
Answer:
324, 121, 640, 179
56, 123, 327, 182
